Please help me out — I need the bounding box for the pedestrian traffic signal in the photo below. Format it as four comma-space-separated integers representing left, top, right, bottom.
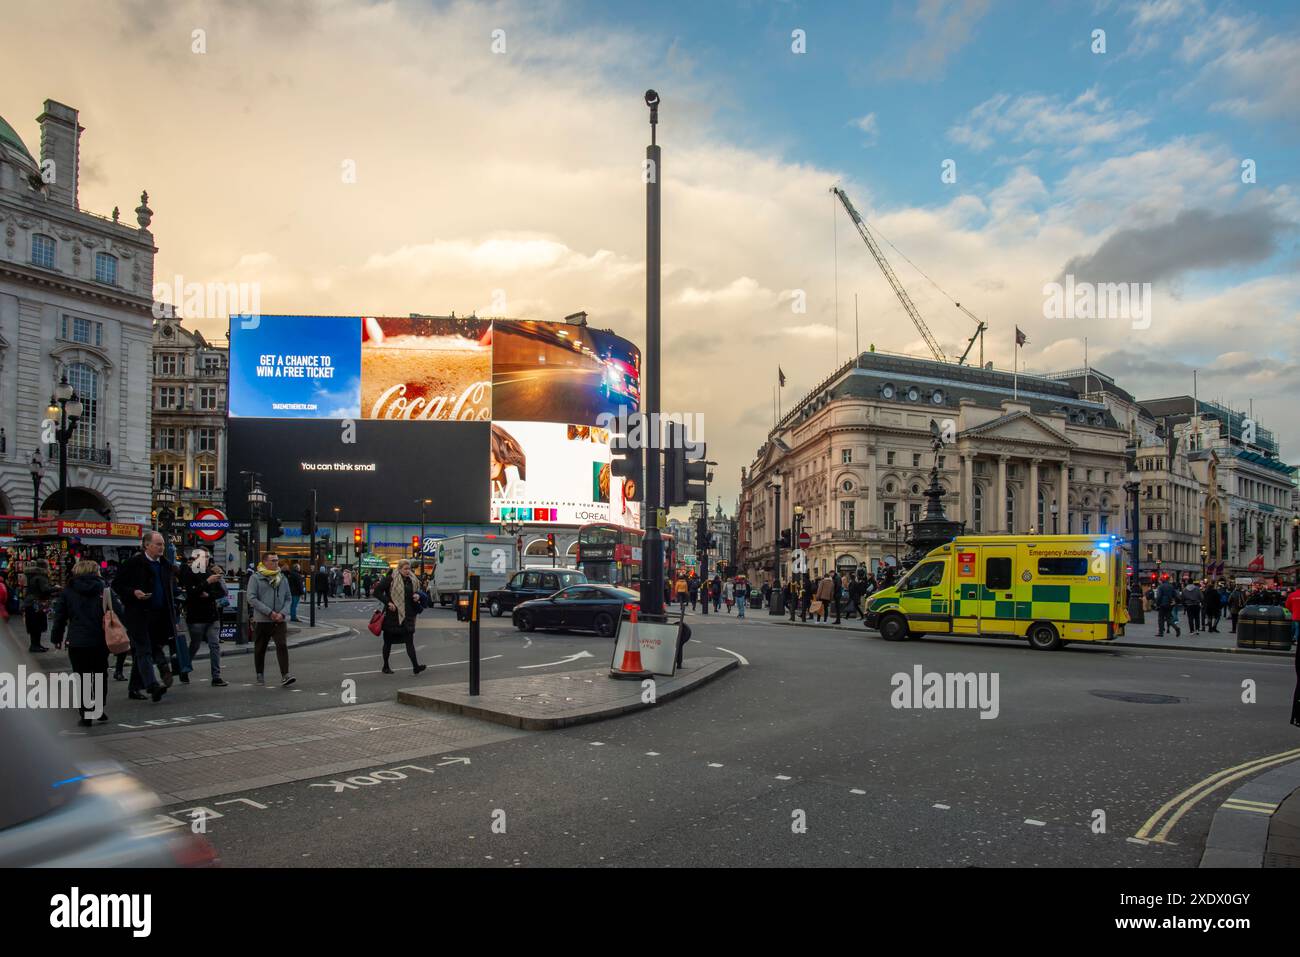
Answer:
546, 533, 556, 556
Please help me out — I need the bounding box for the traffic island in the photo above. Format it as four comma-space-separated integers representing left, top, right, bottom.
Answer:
395, 656, 738, 731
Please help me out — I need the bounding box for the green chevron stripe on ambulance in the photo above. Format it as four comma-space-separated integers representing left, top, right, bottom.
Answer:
863, 535, 1128, 651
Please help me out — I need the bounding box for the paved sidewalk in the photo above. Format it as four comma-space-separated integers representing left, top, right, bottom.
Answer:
1200, 757, 1300, 867
397, 656, 738, 730
730, 605, 1294, 657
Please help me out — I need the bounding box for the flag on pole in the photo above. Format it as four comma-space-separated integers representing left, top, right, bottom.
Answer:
778, 367, 786, 388
1015, 326, 1027, 346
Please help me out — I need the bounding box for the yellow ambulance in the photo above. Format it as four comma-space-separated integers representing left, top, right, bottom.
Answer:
863, 535, 1129, 650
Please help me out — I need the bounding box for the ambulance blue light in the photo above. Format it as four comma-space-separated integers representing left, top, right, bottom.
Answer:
1095, 540, 1111, 549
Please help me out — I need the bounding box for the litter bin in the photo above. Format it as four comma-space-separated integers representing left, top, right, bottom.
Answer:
1236, 604, 1294, 651
750, 590, 762, 610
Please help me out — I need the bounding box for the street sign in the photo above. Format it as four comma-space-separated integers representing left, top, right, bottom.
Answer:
797, 530, 811, 549
189, 508, 230, 543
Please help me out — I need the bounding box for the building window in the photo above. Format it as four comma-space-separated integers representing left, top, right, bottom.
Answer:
840, 501, 855, 530
1006, 490, 1015, 533
198, 463, 216, 492
883, 503, 896, 530
94, 252, 118, 285
65, 362, 98, 449
1037, 488, 1046, 532
154, 463, 181, 489
202, 356, 223, 374
157, 386, 182, 409
841, 449, 852, 464
912, 453, 921, 467
937, 456, 945, 469
1100, 513, 1108, 533
197, 427, 217, 452
972, 486, 983, 533
156, 353, 178, 376
199, 387, 218, 411
909, 503, 922, 525
154, 428, 181, 451
1082, 514, 1092, 534
61, 315, 103, 346
31, 233, 56, 269
886, 451, 895, 465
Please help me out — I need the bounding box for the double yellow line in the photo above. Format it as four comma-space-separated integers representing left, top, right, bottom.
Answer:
1135, 747, 1300, 843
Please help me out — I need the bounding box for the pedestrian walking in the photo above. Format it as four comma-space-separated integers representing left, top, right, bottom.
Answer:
21, 558, 56, 652
1286, 584, 1300, 646
1203, 582, 1222, 633
723, 578, 734, 613
761, 580, 771, 609
342, 567, 353, 597
111, 530, 174, 702
712, 575, 722, 612
179, 549, 229, 687
816, 573, 834, 623
372, 560, 428, 676
49, 560, 123, 727
735, 577, 748, 618
314, 562, 330, 609
1155, 578, 1181, 638
286, 561, 304, 622
248, 552, 296, 687
1228, 585, 1246, 633
675, 576, 688, 612
801, 574, 814, 621
688, 575, 699, 611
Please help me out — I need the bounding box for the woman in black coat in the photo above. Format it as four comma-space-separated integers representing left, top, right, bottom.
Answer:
50, 560, 125, 726
23, 559, 57, 652
371, 561, 427, 676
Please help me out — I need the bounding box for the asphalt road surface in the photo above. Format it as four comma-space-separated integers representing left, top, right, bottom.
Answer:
91, 603, 1299, 867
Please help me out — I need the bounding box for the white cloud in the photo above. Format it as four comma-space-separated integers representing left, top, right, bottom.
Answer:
879, 0, 992, 80
948, 88, 1148, 156
851, 113, 879, 147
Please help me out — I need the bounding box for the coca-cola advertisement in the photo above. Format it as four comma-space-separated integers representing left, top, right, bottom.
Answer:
361, 316, 492, 420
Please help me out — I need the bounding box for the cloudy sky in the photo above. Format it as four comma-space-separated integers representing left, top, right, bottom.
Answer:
6, 0, 1298, 509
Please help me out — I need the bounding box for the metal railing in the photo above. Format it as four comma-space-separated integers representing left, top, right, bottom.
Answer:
49, 443, 112, 466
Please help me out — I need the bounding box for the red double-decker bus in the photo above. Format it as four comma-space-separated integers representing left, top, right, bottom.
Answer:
576, 522, 676, 595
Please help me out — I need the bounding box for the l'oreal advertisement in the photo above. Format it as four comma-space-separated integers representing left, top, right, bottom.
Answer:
489, 421, 639, 528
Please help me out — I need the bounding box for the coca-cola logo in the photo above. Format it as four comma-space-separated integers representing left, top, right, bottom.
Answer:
368, 380, 491, 420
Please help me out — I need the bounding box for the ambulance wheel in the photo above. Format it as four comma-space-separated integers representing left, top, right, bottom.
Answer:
489, 600, 503, 617
593, 613, 615, 638
879, 614, 909, 642
1028, 623, 1062, 651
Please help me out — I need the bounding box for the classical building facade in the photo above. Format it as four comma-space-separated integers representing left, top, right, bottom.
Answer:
149, 312, 229, 529
738, 352, 1130, 583
0, 100, 156, 523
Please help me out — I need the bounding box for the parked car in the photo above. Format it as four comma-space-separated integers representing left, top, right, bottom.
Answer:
512, 584, 639, 637
485, 568, 587, 618
0, 637, 218, 867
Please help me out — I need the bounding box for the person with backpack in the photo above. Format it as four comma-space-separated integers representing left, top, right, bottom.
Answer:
1183, 581, 1203, 635
372, 560, 428, 676
50, 560, 125, 726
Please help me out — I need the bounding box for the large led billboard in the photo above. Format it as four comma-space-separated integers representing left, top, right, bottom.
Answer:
225, 419, 489, 523
226, 315, 640, 527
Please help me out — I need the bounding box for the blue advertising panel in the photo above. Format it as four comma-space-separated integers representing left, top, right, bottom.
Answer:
229, 314, 362, 418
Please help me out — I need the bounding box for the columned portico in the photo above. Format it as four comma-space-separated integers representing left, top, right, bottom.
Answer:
995, 454, 1009, 533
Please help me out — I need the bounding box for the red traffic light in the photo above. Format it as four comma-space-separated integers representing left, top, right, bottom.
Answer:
353, 526, 362, 542
411, 535, 420, 549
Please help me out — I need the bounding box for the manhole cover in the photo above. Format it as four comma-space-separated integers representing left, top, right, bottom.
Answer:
1090, 690, 1184, 704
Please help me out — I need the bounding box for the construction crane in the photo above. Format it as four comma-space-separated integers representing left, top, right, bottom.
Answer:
831, 185, 986, 366
831, 186, 946, 363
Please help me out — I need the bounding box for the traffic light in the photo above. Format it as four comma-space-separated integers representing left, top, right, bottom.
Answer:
546, 533, 556, 556
411, 535, 420, 553
779, 529, 792, 548
609, 433, 643, 482
696, 515, 709, 550
353, 527, 362, 547
268, 515, 284, 540
302, 508, 315, 539
664, 422, 708, 507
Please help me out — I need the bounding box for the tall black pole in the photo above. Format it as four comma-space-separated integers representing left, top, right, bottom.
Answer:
468, 573, 480, 696
769, 483, 783, 615
58, 409, 70, 515
419, 500, 426, 577
640, 90, 665, 619
309, 488, 317, 627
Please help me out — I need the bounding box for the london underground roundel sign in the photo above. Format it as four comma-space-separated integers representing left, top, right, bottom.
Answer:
190, 507, 230, 543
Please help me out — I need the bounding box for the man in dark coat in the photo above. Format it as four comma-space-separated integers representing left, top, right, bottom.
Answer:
111, 530, 174, 702
314, 562, 330, 608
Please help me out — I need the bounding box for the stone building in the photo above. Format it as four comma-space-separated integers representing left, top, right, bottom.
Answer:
0, 100, 155, 523
738, 352, 1131, 583
149, 311, 229, 533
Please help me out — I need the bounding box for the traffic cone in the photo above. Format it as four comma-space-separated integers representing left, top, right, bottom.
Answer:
611, 605, 650, 678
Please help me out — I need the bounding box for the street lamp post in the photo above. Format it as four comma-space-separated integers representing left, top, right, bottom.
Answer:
1123, 470, 1144, 624
156, 484, 177, 559
416, 498, 431, 576
766, 477, 783, 615
29, 451, 45, 519
1200, 544, 1208, 581
247, 481, 267, 570
46, 375, 83, 515
1050, 500, 1059, 534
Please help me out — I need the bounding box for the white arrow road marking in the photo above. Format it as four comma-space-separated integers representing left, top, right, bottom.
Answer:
345, 654, 503, 677
517, 651, 594, 670
715, 647, 749, 665
933, 803, 951, 810
1025, 819, 1046, 827
216, 798, 269, 809
437, 757, 471, 766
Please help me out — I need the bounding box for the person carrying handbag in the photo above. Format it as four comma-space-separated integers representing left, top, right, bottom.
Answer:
22, 559, 56, 652
372, 561, 427, 676
50, 560, 125, 726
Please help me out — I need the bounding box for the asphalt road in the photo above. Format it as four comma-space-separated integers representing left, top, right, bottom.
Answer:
118, 604, 1300, 867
